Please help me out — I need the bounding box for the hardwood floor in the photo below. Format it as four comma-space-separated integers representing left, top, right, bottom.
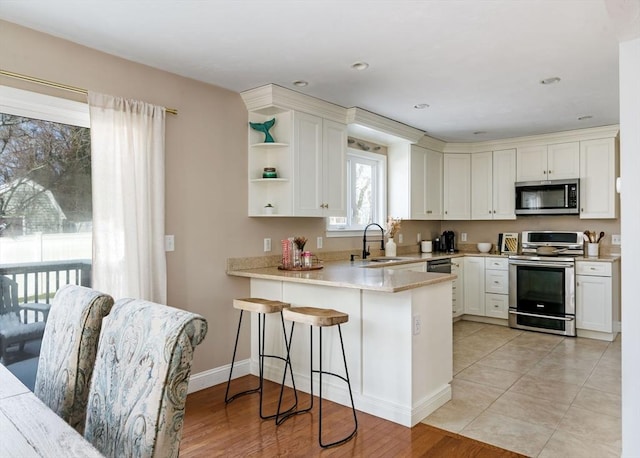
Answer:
180, 375, 525, 457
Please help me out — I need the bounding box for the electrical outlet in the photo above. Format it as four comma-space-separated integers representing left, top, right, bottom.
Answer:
164, 235, 175, 252
317, 236, 323, 249
612, 234, 621, 245
461, 232, 468, 242
263, 238, 271, 252
398, 233, 403, 244
412, 314, 421, 335
417, 232, 421, 243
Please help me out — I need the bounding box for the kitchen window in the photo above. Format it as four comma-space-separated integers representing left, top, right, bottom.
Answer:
326, 149, 386, 236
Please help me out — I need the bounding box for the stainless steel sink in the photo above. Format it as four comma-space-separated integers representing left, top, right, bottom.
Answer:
368, 256, 407, 262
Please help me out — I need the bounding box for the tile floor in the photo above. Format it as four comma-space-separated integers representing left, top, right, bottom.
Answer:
422, 321, 621, 457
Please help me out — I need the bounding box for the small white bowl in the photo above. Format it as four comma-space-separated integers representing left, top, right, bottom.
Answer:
477, 242, 492, 253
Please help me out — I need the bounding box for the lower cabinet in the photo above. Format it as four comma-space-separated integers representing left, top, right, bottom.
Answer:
463, 257, 485, 316
576, 260, 619, 337
451, 258, 464, 318
463, 256, 509, 319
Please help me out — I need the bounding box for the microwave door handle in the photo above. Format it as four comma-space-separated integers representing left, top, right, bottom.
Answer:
565, 185, 569, 208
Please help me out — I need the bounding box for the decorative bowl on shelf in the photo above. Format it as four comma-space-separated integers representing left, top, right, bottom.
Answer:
262, 167, 278, 178
477, 242, 492, 253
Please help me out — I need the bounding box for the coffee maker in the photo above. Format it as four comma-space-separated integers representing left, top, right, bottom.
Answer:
441, 230, 456, 253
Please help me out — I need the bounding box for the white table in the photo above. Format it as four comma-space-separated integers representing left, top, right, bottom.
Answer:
0, 364, 103, 457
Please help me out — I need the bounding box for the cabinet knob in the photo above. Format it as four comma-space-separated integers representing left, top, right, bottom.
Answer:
493, 210, 496, 214
445, 211, 448, 214
543, 170, 547, 174
548, 170, 552, 174
426, 210, 432, 214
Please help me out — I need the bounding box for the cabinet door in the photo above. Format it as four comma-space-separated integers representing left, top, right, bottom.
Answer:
547, 142, 579, 179
444, 154, 471, 220
580, 138, 617, 219
516, 145, 547, 181
293, 112, 323, 216
471, 151, 493, 220
322, 119, 347, 217
492, 149, 516, 219
409, 145, 428, 220
463, 257, 485, 316
576, 274, 612, 332
424, 148, 443, 219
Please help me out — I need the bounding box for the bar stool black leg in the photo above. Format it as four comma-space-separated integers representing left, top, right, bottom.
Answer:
225, 310, 260, 403
227, 309, 298, 420
317, 324, 358, 448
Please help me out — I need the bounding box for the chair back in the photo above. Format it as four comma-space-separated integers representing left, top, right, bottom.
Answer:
84, 298, 208, 458
34, 285, 114, 433
0, 276, 19, 316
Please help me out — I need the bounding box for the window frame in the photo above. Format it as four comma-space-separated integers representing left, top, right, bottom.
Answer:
326, 148, 387, 237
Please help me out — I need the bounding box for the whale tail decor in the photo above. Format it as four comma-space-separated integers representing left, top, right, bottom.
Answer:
249, 118, 276, 143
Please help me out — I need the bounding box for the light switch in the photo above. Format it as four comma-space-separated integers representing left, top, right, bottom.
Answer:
165, 235, 175, 252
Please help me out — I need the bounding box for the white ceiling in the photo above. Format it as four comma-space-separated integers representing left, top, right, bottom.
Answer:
0, 0, 637, 142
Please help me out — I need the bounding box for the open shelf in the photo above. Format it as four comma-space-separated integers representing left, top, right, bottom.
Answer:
250, 142, 288, 148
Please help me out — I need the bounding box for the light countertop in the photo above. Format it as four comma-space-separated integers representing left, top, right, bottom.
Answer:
226, 260, 456, 293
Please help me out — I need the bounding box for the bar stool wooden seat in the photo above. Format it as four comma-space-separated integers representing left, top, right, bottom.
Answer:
276, 306, 358, 448
225, 298, 297, 419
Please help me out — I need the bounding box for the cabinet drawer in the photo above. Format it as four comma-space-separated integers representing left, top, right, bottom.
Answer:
576, 261, 611, 277
485, 293, 509, 319
485, 257, 508, 270
485, 270, 509, 294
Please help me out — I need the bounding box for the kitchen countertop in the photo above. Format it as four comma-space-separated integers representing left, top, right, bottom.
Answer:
226, 260, 456, 293
226, 251, 620, 293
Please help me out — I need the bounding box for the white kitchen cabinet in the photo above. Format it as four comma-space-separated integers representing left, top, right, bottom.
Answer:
516, 142, 579, 181
388, 144, 442, 220
463, 256, 484, 316
293, 112, 347, 217
451, 258, 464, 318
247, 109, 346, 217
579, 138, 618, 219
443, 153, 471, 220
484, 257, 509, 319
576, 260, 619, 340
471, 149, 516, 220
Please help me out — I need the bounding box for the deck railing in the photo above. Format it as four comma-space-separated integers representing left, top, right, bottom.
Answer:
0, 259, 92, 305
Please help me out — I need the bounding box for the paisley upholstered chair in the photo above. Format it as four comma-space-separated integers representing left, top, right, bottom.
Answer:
84, 298, 208, 458
34, 285, 114, 433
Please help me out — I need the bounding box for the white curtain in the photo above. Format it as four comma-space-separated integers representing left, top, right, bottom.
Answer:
88, 92, 167, 303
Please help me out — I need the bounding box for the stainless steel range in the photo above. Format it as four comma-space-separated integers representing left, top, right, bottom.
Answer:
508, 231, 584, 337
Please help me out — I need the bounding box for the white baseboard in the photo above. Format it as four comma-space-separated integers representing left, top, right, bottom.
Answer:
187, 359, 251, 394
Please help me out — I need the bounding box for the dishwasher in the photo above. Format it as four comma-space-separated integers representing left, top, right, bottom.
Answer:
427, 258, 452, 274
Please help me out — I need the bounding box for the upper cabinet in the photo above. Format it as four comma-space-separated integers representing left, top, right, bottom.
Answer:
292, 112, 347, 217
443, 153, 471, 220
471, 149, 516, 220
388, 144, 443, 220
580, 138, 618, 219
246, 109, 346, 217
516, 142, 579, 181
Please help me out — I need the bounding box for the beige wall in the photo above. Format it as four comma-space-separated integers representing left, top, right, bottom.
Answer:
0, 20, 621, 376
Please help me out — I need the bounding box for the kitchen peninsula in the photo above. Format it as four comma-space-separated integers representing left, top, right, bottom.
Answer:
227, 259, 455, 427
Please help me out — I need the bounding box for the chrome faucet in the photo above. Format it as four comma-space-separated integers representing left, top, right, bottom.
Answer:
362, 223, 385, 259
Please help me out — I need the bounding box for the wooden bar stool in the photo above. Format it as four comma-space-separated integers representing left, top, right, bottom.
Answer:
225, 298, 297, 419
276, 306, 358, 448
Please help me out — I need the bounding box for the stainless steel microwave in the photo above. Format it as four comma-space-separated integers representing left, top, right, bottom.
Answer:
514, 179, 579, 215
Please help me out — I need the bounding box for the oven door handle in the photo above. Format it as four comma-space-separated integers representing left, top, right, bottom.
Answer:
509, 310, 575, 321
509, 260, 575, 268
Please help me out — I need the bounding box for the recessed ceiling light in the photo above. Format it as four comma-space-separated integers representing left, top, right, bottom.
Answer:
577, 115, 593, 121
540, 77, 561, 85
414, 103, 430, 109
351, 61, 369, 71
473, 131, 487, 135
292, 80, 308, 87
